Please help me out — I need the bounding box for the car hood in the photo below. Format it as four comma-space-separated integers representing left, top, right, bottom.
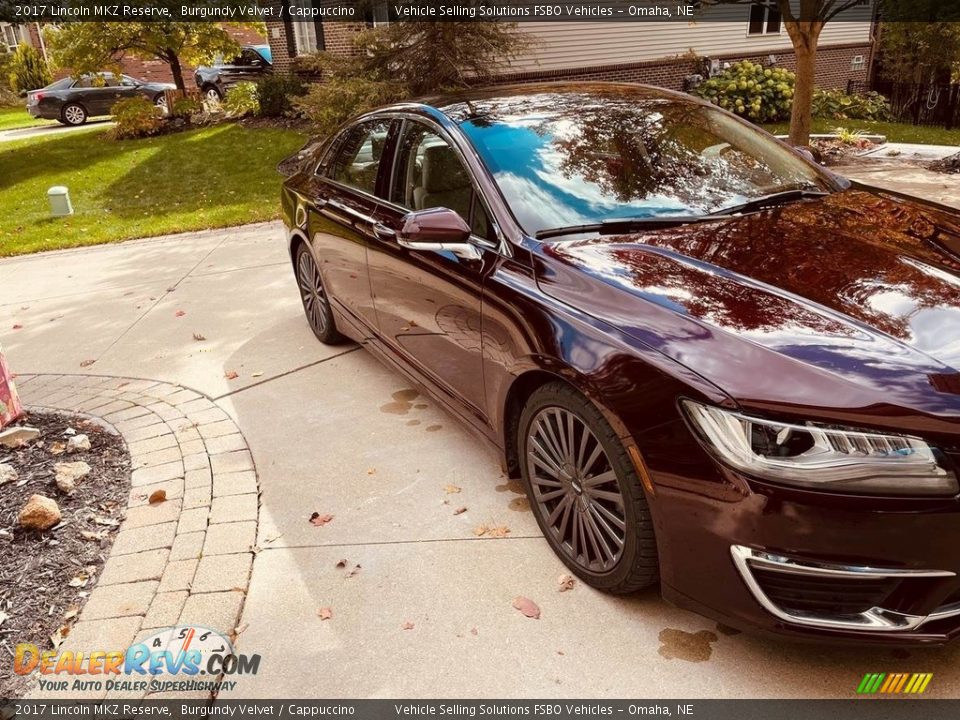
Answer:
536, 188, 960, 434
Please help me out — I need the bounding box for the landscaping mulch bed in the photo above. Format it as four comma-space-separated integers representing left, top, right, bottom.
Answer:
929, 152, 960, 175
0, 412, 130, 699
809, 137, 880, 166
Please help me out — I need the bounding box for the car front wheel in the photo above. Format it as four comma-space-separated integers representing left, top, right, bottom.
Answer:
518, 382, 659, 593
295, 244, 344, 345
204, 86, 222, 103
61, 103, 87, 126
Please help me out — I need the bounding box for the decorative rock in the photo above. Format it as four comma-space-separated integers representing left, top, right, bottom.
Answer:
0, 426, 40, 448
55, 461, 91, 493
67, 434, 91, 453
0, 462, 17, 486
19, 494, 61, 531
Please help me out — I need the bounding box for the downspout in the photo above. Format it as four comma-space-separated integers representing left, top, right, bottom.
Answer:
34, 22, 48, 63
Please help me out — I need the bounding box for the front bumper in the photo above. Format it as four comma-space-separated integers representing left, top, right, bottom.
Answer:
643, 422, 960, 644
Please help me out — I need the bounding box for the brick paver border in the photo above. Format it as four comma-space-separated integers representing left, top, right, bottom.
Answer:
12, 373, 259, 700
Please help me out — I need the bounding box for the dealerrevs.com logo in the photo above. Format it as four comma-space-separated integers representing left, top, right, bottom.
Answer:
856, 673, 934, 695
13, 625, 261, 695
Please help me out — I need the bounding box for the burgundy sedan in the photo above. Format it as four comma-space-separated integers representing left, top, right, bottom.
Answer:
280, 83, 960, 644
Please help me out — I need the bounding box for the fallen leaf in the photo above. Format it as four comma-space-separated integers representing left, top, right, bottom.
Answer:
488, 525, 511, 538
0, 610, 7, 627
444, 484, 462, 494
401, 621, 415, 630
335, 559, 347, 569
309, 512, 334, 527
473, 525, 488, 536
318, 607, 333, 620
251, 371, 264, 378
92, 516, 119, 527
148, 489, 167, 505
175, 310, 186, 317
453, 506, 467, 515
512, 596, 541, 619
470, 627, 478, 636
63, 606, 80, 621
367, 468, 376, 475
346, 564, 361, 578
192, 333, 206, 342
49, 441, 66, 455
80, 530, 107, 541
68, 572, 90, 588
558, 574, 576, 592
79, 359, 95, 368
224, 370, 239, 380
11, 324, 22, 330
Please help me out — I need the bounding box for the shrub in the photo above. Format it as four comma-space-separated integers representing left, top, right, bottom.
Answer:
109, 96, 164, 139
171, 94, 202, 119
8, 43, 51, 94
694, 60, 795, 123
812, 88, 892, 121
256, 74, 306, 117
292, 76, 403, 138
222, 81, 259, 117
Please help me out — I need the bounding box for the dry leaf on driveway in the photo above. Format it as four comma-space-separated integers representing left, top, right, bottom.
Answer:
79, 359, 95, 368
309, 512, 334, 527
11, 324, 22, 330
192, 333, 206, 342
453, 506, 467, 515
444, 484, 461, 494
318, 607, 333, 620
401, 621, 415, 630
473, 524, 488, 536
175, 310, 186, 317
224, 370, 239, 380
335, 559, 347, 569
148, 489, 166, 505
488, 525, 511, 538
512, 596, 541, 619
558, 574, 576, 592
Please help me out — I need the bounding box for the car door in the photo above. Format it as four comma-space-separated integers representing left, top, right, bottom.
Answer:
366, 118, 501, 422
305, 118, 396, 336
77, 74, 119, 116
220, 49, 266, 89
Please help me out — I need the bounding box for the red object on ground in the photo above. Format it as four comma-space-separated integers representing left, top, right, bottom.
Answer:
0, 346, 24, 428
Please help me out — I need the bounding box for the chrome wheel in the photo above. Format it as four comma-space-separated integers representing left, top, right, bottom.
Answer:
525, 407, 626, 572
155, 96, 168, 114
206, 87, 221, 104
296, 249, 328, 336
63, 104, 85, 125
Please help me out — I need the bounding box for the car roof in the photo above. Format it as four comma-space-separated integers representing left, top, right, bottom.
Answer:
413, 82, 705, 123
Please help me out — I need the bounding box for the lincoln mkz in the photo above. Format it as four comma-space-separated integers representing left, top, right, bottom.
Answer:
279, 83, 960, 644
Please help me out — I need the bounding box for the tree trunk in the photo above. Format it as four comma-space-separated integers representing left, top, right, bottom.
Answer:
786, 21, 822, 147
167, 51, 185, 92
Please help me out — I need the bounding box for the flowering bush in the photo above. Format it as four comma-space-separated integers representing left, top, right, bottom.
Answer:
695, 61, 795, 123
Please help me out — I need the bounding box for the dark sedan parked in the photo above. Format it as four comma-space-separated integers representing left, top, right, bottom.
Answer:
26, 73, 174, 126
194, 45, 272, 103
281, 83, 960, 644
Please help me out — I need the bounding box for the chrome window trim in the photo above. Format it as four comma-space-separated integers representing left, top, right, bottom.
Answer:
731, 544, 956, 633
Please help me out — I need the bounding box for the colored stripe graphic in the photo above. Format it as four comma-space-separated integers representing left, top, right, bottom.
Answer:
857, 673, 933, 694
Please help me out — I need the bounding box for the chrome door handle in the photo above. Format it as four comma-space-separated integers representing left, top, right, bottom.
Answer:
372, 223, 395, 240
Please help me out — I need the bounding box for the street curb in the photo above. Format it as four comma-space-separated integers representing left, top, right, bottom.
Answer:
12, 373, 260, 701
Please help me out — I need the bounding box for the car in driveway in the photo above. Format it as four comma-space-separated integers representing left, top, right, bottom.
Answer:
280, 82, 960, 645
194, 45, 272, 103
26, 73, 174, 126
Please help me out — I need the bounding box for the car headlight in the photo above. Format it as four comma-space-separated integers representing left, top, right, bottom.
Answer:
681, 399, 958, 496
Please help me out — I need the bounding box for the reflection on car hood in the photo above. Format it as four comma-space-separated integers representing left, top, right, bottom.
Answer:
537, 189, 960, 431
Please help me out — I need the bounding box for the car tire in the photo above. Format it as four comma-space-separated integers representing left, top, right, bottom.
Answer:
295, 243, 345, 345
61, 103, 87, 126
518, 382, 659, 594
154, 95, 168, 115
203, 85, 222, 103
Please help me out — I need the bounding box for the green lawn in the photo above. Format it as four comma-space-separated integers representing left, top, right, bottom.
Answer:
0, 106, 57, 132
764, 118, 960, 145
0, 122, 306, 256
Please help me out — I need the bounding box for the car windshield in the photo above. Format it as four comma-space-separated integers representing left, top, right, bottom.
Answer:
456, 91, 832, 238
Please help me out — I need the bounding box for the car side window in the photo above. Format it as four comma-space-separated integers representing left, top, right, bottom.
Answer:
328, 120, 391, 196
391, 122, 492, 239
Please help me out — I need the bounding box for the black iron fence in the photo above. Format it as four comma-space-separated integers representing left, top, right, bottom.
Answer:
848, 79, 960, 129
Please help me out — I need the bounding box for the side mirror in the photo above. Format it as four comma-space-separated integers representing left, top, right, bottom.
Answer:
794, 146, 818, 163
396, 208, 481, 260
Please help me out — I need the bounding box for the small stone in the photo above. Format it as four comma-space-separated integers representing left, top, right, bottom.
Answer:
67, 434, 91, 453
54, 461, 91, 494
0, 463, 17, 486
19, 494, 61, 531
0, 426, 40, 448
65, 427, 77, 436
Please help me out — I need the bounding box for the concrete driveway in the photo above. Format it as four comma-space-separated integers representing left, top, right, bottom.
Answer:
4, 189, 960, 698
0, 119, 114, 143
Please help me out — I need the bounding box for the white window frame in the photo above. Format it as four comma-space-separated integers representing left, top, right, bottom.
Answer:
746, 3, 783, 36
0, 23, 27, 52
